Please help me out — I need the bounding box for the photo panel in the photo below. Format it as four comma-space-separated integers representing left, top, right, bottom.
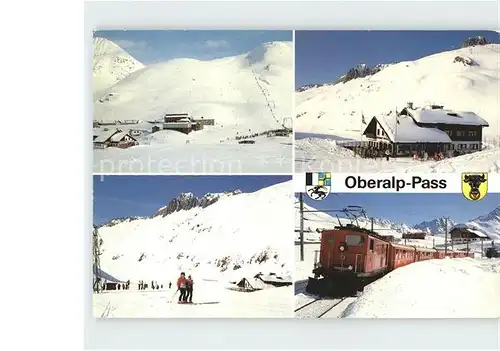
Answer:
92, 175, 294, 318
293, 172, 500, 319
294, 30, 500, 173
92, 30, 294, 174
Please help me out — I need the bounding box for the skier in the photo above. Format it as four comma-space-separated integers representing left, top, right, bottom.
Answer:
185, 275, 194, 304
176, 272, 188, 304
384, 148, 390, 161
168, 282, 172, 289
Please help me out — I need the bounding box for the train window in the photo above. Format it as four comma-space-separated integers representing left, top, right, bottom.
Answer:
369, 239, 374, 251
345, 234, 364, 246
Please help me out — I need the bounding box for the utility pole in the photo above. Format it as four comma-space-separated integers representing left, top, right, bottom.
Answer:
444, 217, 448, 256
93, 225, 102, 293
481, 238, 484, 258
299, 192, 305, 262
370, 217, 374, 232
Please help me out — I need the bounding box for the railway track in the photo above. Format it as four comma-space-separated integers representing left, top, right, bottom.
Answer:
294, 297, 351, 319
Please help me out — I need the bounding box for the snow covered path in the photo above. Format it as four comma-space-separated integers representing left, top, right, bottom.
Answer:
295, 137, 500, 173
93, 280, 293, 318
94, 136, 292, 173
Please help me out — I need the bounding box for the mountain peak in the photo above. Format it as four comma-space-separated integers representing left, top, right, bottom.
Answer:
92, 37, 146, 98
414, 217, 457, 234
152, 190, 243, 218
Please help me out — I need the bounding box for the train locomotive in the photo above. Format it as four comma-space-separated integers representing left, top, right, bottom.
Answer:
306, 224, 473, 297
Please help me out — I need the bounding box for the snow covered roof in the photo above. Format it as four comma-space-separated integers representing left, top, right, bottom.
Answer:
257, 274, 293, 285
467, 229, 489, 238
450, 225, 489, 238
405, 107, 489, 126
94, 128, 122, 143
109, 131, 136, 142
375, 112, 452, 143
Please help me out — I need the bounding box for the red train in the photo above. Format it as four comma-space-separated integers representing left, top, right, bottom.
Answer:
306, 224, 473, 296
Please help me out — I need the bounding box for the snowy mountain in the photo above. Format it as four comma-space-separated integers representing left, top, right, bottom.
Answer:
93, 37, 145, 99
151, 190, 242, 217
294, 199, 419, 242
96, 181, 293, 283
414, 217, 457, 235
296, 200, 500, 242
453, 206, 500, 241
296, 41, 500, 142
93, 41, 293, 136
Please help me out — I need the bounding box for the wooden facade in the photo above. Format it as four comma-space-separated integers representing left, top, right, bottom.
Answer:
93, 129, 138, 149
362, 117, 450, 156
362, 106, 488, 157
450, 227, 489, 243
399, 107, 486, 152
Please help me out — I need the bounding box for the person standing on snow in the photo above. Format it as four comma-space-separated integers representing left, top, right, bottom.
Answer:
384, 149, 390, 161
176, 272, 187, 303
185, 275, 194, 304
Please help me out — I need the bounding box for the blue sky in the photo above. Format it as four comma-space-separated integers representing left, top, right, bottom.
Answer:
93, 175, 291, 225
94, 30, 292, 64
299, 193, 500, 226
295, 30, 500, 88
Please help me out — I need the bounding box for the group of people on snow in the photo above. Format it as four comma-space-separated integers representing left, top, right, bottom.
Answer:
138, 280, 164, 290
176, 272, 194, 304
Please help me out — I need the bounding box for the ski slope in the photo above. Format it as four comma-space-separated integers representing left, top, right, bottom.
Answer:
93, 180, 294, 317
342, 258, 500, 318
93, 282, 293, 318
92, 40, 293, 173
94, 132, 292, 173
295, 136, 500, 173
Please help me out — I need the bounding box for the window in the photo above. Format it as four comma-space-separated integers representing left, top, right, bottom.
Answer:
445, 130, 452, 136
345, 234, 364, 246
369, 239, 374, 251
468, 131, 476, 137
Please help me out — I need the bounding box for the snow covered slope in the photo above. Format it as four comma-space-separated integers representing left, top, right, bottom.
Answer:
96, 181, 293, 284
342, 258, 500, 318
93, 37, 145, 99
295, 137, 500, 173
94, 41, 293, 139
296, 43, 500, 142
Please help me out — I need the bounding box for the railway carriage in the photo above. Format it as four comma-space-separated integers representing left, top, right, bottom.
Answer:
388, 244, 416, 270
415, 246, 436, 262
